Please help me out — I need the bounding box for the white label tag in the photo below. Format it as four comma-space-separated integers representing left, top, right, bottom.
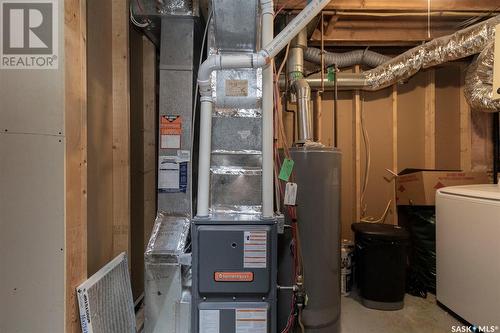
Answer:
158, 158, 179, 190
236, 308, 267, 333
177, 150, 191, 161
284, 182, 298, 206
161, 134, 181, 149
244, 231, 267, 269
199, 310, 220, 333
225, 79, 248, 97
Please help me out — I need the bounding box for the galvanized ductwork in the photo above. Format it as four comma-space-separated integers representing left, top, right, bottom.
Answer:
287, 28, 315, 144
196, 0, 332, 217
292, 79, 314, 142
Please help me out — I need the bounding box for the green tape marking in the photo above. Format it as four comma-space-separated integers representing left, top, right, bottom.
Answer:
327, 67, 336, 82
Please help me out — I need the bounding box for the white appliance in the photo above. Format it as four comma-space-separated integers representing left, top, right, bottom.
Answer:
436, 185, 500, 326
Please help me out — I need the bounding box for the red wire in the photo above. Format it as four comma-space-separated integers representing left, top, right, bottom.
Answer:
273, 64, 301, 333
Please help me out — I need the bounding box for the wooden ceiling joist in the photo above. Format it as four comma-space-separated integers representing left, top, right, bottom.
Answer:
276, 0, 500, 12
310, 15, 475, 46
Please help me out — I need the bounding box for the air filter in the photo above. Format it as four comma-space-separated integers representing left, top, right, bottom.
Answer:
77, 253, 136, 333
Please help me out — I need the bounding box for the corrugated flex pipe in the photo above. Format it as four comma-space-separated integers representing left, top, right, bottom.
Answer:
464, 42, 500, 112
304, 47, 391, 68
362, 14, 500, 91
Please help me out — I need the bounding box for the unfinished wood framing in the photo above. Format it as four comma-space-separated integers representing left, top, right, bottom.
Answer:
141, 38, 157, 254
86, 0, 132, 293
111, 0, 132, 259
313, 91, 323, 141
130, 31, 157, 299
353, 66, 362, 224
425, 70, 437, 169
391, 85, 398, 225
353, 66, 362, 221
460, 65, 473, 171
64, 0, 87, 332
282, 64, 483, 239
310, 15, 471, 46
277, 0, 500, 11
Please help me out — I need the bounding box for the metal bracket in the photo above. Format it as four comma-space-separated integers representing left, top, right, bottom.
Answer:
276, 213, 285, 234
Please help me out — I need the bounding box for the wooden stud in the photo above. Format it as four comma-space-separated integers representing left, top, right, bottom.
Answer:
353, 66, 362, 222
142, 36, 157, 248
314, 91, 323, 142
65, 0, 87, 331
460, 64, 473, 171
425, 70, 436, 169
111, 0, 131, 258
392, 85, 398, 225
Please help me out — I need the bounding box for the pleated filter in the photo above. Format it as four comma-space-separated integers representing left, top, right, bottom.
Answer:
77, 253, 136, 333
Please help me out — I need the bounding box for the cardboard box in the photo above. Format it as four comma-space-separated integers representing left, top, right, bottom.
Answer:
396, 169, 491, 206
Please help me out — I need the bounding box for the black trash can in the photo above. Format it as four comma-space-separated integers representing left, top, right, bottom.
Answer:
351, 223, 409, 311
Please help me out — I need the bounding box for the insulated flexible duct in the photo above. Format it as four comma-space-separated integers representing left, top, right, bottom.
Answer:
363, 14, 500, 91
304, 47, 390, 68
464, 42, 500, 112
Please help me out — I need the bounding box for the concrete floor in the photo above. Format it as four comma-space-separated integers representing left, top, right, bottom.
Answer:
341, 294, 461, 333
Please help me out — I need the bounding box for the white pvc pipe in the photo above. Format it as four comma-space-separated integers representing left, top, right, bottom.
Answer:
261, 0, 330, 59
196, 0, 330, 217
261, 0, 274, 218
197, 100, 213, 217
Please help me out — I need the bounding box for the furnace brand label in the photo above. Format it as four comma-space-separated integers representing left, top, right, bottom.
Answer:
243, 231, 267, 269
236, 308, 267, 333
0, 0, 59, 69
214, 272, 254, 282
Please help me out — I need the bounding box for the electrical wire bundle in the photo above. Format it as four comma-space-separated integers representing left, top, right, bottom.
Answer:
273, 45, 306, 333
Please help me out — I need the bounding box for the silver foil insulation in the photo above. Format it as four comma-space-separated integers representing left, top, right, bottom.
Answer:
465, 42, 500, 112
362, 15, 500, 93
208, 1, 264, 215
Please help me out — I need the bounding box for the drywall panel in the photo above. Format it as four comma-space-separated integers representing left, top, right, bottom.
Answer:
0, 132, 65, 333
435, 66, 461, 170
0, 2, 65, 136
398, 71, 427, 171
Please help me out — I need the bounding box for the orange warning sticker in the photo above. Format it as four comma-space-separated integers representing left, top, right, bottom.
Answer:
214, 272, 254, 282
160, 115, 182, 149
